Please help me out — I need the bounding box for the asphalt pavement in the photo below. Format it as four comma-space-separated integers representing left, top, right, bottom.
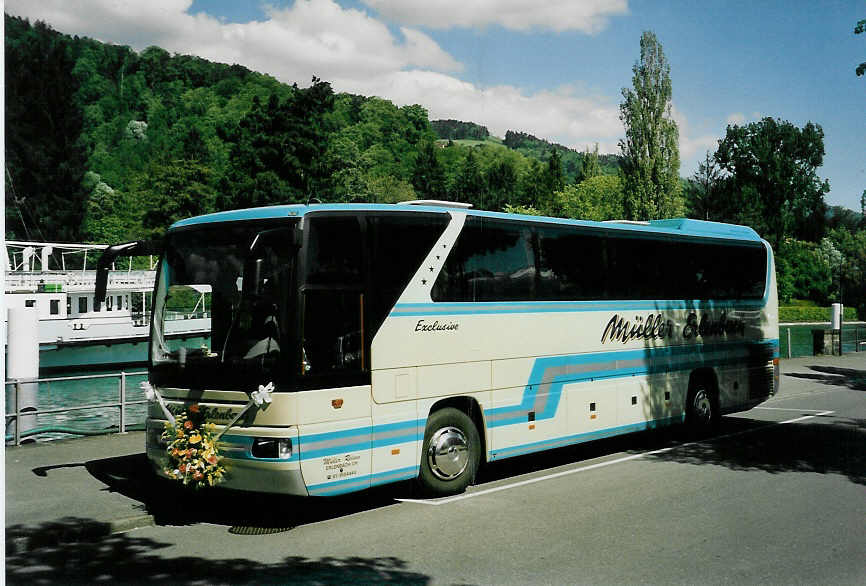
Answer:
5, 353, 865, 584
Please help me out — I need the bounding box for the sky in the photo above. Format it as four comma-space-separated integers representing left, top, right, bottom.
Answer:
5, 0, 864, 211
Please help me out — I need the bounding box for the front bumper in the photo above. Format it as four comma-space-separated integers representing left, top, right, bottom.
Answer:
146, 418, 309, 495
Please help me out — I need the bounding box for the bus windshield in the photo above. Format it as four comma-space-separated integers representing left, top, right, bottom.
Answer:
150, 222, 297, 390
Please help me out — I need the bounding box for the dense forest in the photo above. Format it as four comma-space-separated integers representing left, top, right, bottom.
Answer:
4, 15, 864, 316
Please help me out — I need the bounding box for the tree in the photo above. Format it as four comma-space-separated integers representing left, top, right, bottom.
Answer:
684, 151, 722, 220
537, 150, 565, 215
856, 19, 865, 77
556, 175, 624, 221
775, 239, 833, 304
618, 31, 682, 220
142, 160, 216, 236
485, 157, 519, 213
503, 203, 543, 216
220, 79, 335, 208
5, 17, 89, 241
517, 160, 547, 210
451, 149, 485, 207
411, 140, 447, 200
582, 144, 602, 180
714, 118, 829, 249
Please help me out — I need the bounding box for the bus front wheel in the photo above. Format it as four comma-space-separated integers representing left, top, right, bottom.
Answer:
418, 408, 481, 497
686, 378, 719, 434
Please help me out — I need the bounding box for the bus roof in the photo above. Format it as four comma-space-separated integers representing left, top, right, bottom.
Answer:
170, 203, 763, 243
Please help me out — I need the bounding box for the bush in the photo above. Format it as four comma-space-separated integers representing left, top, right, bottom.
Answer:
779, 306, 859, 322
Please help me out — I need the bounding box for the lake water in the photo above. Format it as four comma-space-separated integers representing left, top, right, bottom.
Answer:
5, 367, 149, 442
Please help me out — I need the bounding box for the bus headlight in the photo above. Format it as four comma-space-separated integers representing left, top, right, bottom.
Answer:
251, 437, 293, 460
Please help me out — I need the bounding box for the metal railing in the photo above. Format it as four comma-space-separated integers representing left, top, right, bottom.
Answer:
779, 322, 866, 358
5, 371, 148, 446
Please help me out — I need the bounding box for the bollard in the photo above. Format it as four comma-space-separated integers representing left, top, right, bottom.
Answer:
7, 307, 40, 440
831, 303, 843, 356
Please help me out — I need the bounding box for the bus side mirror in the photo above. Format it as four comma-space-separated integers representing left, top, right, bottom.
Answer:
95, 239, 162, 310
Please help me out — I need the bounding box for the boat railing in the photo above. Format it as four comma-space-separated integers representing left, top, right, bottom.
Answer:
5, 270, 155, 292
5, 371, 148, 446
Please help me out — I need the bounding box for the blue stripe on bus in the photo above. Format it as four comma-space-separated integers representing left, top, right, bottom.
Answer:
488, 415, 684, 461
484, 339, 778, 428
297, 419, 425, 460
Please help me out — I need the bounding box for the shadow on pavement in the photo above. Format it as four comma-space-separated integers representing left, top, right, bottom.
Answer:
785, 364, 866, 391
81, 454, 407, 530
5, 520, 429, 584
642, 415, 866, 485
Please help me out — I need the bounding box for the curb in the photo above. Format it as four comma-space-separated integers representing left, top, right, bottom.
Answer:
109, 513, 156, 534
5, 514, 156, 555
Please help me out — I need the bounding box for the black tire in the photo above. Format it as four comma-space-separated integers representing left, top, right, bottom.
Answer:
686, 377, 719, 435
418, 407, 481, 497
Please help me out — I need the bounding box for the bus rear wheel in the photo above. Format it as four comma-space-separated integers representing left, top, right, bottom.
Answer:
418, 408, 480, 497
686, 378, 719, 434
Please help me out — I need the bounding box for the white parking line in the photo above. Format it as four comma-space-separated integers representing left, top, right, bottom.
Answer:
397, 410, 835, 506
753, 407, 832, 412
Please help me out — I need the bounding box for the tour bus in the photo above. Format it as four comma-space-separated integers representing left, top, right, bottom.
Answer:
97, 202, 779, 497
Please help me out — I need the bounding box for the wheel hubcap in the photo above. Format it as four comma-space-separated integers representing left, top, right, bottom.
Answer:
427, 426, 469, 480
693, 389, 713, 424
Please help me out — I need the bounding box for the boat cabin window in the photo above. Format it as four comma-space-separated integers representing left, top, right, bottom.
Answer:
107, 296, 113, 311
78, 297, 87, 314
50, 300, 60, 315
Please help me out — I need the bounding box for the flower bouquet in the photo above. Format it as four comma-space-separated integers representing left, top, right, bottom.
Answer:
161, 403, 226, 489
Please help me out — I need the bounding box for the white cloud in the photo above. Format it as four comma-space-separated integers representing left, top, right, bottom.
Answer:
348, 71, 624, 152
4, 0, 462, 83
361, 0, 629, 33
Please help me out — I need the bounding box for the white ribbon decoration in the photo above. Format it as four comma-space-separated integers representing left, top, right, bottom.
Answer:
250, 382, 274, 406
144, 380, 274, 439
214, 381, 274, 441
141, 381, 176, 425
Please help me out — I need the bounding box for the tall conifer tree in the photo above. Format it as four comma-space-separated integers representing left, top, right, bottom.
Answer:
619, 31, 682, 220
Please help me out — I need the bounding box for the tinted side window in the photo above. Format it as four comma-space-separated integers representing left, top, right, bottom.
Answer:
368, 213, 449, 334
306, 216, 362, 286
690, 242, 767, 300
433, 217, 535, 302
537, 226, 607, 300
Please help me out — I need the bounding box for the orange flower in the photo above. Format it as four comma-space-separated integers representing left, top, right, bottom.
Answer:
207, 454, 218, 465
188, 404, 200, 414
193, 471, 204, 480
183, 420, 194, 430
179, 463, 187, 474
